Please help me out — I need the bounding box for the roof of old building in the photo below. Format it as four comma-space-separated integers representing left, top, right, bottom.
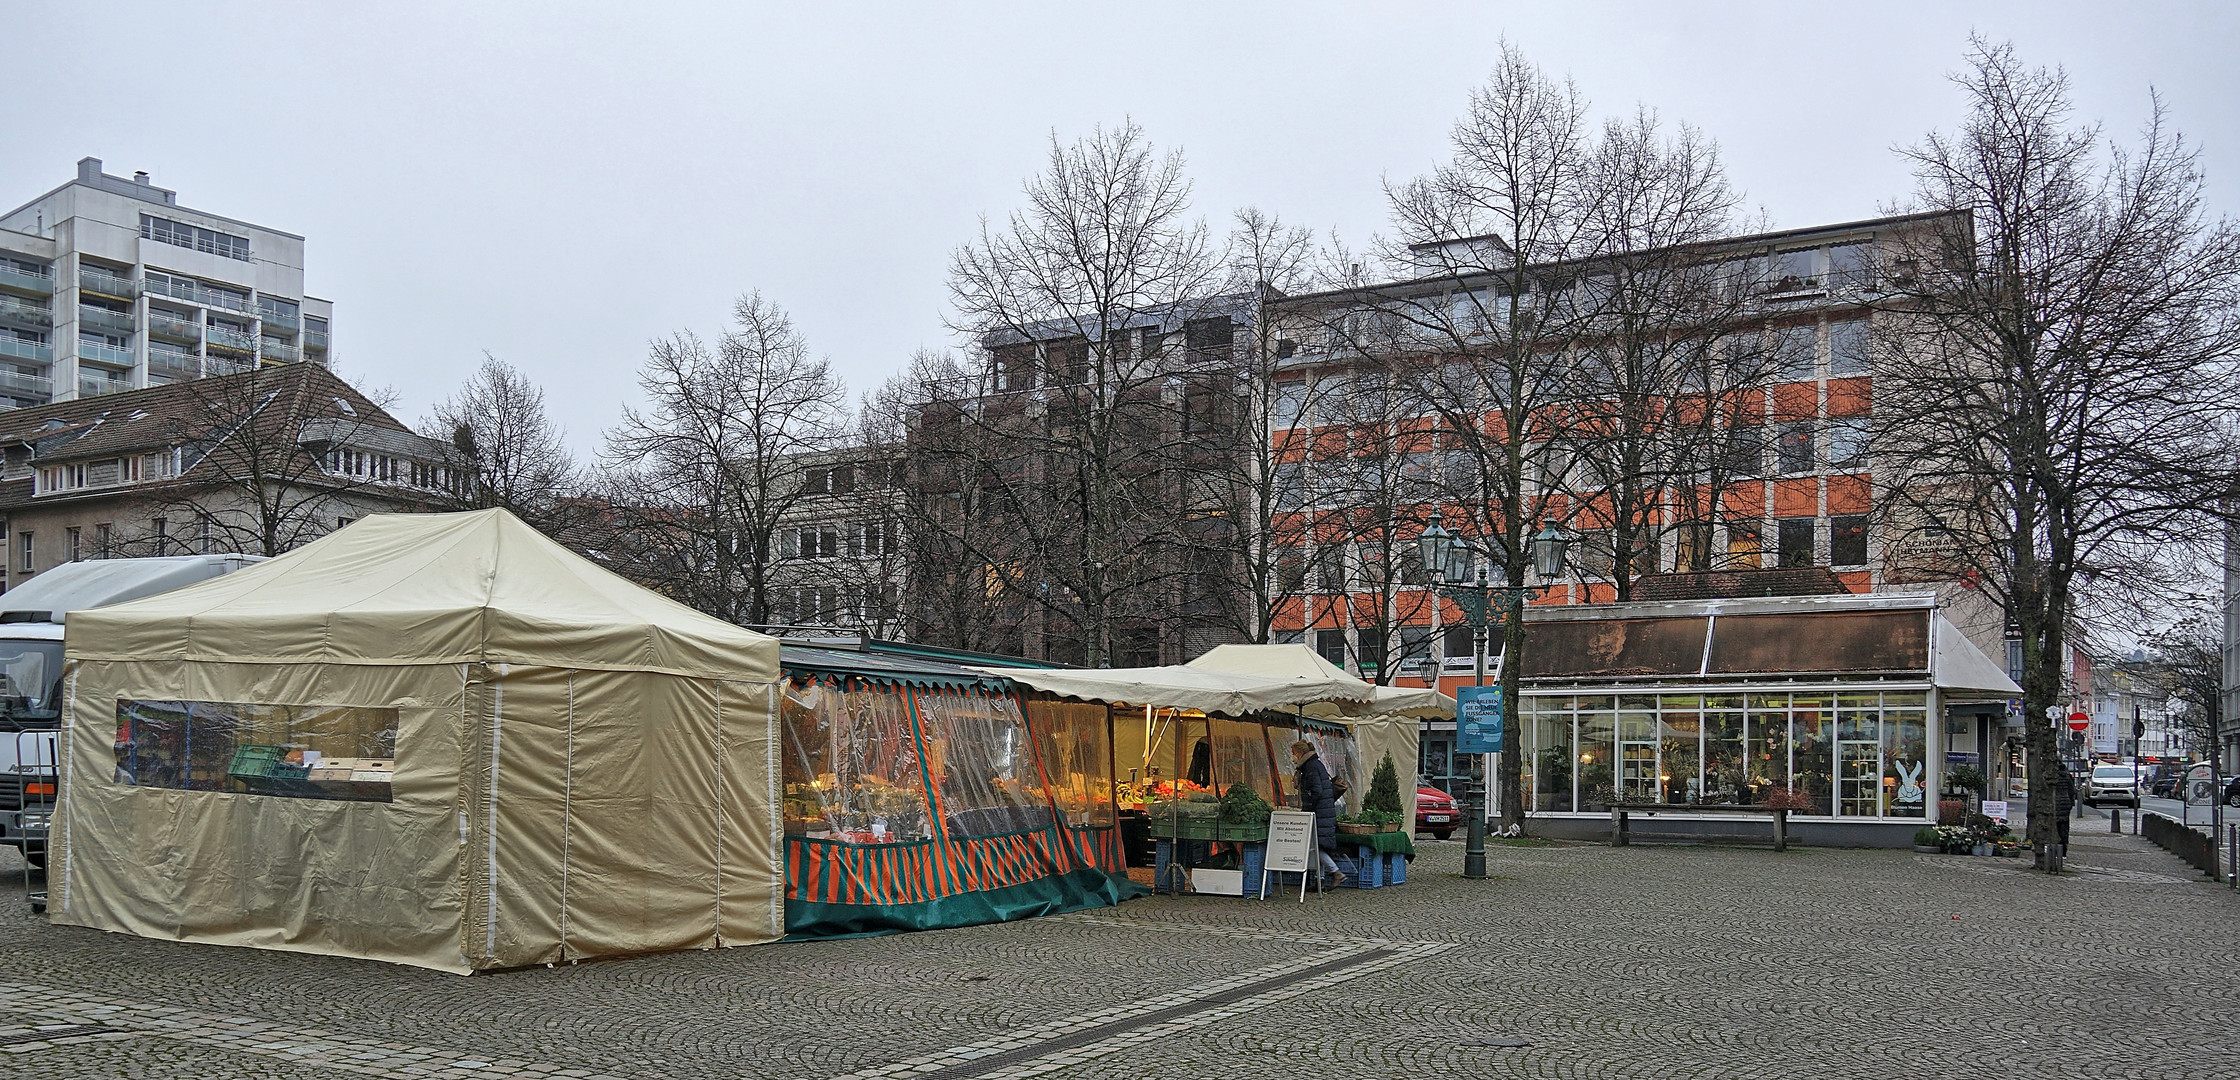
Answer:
0, 363, 406, 465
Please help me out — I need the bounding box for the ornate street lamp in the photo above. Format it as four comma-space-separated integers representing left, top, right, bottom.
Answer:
1419, 515, 1570, 880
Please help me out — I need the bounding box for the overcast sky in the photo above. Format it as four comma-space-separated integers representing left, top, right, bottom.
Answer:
9, 2, 2236, 456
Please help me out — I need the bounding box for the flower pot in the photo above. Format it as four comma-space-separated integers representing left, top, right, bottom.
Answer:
1336, 822, 1378, 836
1972, 843, 1992, 857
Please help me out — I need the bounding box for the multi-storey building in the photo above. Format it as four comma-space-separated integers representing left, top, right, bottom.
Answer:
0, 158, 334, 410
0, 363, 458, 591
768, 447, 910, 638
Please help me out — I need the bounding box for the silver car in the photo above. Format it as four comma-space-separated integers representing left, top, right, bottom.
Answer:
2083, 764, 2144, 808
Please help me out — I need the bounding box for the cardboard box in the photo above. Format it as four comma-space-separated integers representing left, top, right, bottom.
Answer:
1190, 868, 1244, 896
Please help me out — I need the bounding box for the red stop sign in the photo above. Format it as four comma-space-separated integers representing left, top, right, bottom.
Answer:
2067, 712, 2089, 731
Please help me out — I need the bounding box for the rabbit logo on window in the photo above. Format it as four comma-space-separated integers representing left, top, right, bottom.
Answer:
1896, 761, 1924, 805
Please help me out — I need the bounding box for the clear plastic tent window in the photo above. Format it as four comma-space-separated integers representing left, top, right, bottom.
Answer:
114, 699, 398, 803
781, 679, 933, 843
915, 687, 1053, 838
1025, 700, 1116, 828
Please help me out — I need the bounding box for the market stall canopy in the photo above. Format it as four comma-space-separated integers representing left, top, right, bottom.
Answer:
982, 657, 1375, 717
67, 508, 776, 681
781, 644, 1012, 691
1182, 643, 1454, 719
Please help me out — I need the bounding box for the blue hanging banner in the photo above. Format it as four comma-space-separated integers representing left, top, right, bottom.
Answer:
1455, 685, 1504, 754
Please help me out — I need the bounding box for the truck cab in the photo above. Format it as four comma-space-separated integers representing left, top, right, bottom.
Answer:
0, 555, 264, 866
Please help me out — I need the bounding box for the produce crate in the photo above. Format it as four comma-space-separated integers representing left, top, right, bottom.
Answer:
228, 746, 308, 783
1151, 818, 1270, 843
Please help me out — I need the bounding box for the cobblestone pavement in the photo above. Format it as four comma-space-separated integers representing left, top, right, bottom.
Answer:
1, 830, 2235, 1079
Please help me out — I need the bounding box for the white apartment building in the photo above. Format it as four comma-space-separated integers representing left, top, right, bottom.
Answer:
0, 157, 333, 409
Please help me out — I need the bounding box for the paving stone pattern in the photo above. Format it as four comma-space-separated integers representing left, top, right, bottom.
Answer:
1, 829, 2235, 1079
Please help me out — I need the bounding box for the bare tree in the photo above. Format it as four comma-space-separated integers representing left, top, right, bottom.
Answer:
425, 352, 579, 537
601, 293, 848, 626
939, 121, 1228, 666
1869, 40, 2240, 865
2142, 614, 2222, 761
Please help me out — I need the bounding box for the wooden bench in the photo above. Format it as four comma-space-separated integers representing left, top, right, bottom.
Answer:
1608, 803, 1790, 852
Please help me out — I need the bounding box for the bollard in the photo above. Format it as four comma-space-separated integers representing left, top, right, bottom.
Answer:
2111, 807, 2122, 833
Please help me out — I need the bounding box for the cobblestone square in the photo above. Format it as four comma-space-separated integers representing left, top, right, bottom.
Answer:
1, 830, 2234, 1079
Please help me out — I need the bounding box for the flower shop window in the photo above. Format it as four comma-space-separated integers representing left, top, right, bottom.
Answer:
114, 699, 397, 803
917, 688, 1052, 838
781, 679, 933, 843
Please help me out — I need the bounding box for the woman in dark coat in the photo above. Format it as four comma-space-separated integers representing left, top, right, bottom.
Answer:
1291, 740, 1346, 888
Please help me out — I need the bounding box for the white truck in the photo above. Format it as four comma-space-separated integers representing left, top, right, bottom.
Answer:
0, 555, 264, 867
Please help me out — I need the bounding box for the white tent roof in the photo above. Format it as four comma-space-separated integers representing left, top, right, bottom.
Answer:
1183, 643, 1455, 719
67, 509, 778, 681
985, 645, 1377, 717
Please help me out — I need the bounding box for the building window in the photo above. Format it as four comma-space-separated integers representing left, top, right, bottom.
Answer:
94, 523, 111, 557
1828, 418, 1869, 469
1442, 625, 1476, 666
65, 527, 80, 562
141, 214, 252, 261
1725, 518, 1762, 569
1721, 425, 1765, 478
1773, 325, 1818, 382
1184, 317, 1234, 364
1831, 515, 1868, 567
1829, 319, 1870, 376
1315, 628, 1347, 668
1353, 628, 1385, 675
1777, 518, 1816, 568
1776, 422, 1816, 475
152, 518, 167, 556
17, 532, 30, 572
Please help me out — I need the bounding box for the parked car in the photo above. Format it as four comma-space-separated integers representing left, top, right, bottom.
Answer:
2226, 774, 2240, 809
1416, 785, 1457, 840
2082, 763, 2146, 808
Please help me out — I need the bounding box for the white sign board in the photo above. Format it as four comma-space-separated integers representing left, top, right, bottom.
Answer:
1980, 799, 2009, 823
1265, 810, 1316, 873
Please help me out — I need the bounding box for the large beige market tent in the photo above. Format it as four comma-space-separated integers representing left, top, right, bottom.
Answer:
51, 509, 784, 973
1182, 644, 1445, 814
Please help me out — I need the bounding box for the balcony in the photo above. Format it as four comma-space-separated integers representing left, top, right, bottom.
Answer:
78, 306, 136, 337
303, 330, 328, 352
205, 324, 255, 351
0, 296, 51, 331
258, 307, 300, 332
0, 338, 53, 365
77, 340, 135, 367
78, 269, 137, 300
0, 368, 54, 398
202, 289, 253, 314
147, 310, 199, 342
78, 375, 135, 399
0, 265, 54, 297
205, 355, 254, 376
260, 340, 299, 363
142, 274, 198, 304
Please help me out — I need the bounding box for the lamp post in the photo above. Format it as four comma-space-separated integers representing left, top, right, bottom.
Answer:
1418, 514, 1570, 880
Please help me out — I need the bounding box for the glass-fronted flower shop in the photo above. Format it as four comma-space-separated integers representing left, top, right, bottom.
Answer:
1519, 688, 1930, 820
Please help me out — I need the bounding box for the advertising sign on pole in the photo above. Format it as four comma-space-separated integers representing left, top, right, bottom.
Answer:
1456, 685, 1504, 754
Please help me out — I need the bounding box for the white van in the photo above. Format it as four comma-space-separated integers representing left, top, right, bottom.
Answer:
0, 555, 264, 866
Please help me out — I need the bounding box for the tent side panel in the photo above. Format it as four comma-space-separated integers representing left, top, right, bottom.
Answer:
476, 665, 571, 968
53, 660, 469, 973
716, 677, 782, 946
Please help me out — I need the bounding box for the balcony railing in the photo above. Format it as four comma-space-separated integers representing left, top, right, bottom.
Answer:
142, 275, 198, 304
78, 269, 137, 300
0, 338, 54, 364
258, 308, 300, 331
202, 289, 253, 314
0, 369, 54, 397
303, 330, 328, 351
260, 340, 300, 363
205, 325, 255, 351
147, 311, 199, 341
77, 340, 136, 367
77, 306, 136, 337
147, 353, 197, 381
205, 355, 255, 376
78, 375, 134, 398
0, 265, 55, 296
0, 296, 51, 329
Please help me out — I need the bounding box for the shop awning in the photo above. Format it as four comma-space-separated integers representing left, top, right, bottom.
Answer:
1931, 613, 2024, 701
782, 645, 1013, 691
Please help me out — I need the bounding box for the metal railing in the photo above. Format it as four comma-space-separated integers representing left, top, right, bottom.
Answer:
258, 307, 300, 330
147, 311, 199, 340
205, 356, 254, 376
0, 369, 53, 396
77, 269, 137, 299
77, 306, 136, 336
78, 375, 134, 398
0, 338, 54, 364
0, 265, 54, 295
0, 296, 51, 327
303, 330, 328, 351
260, 340, 299, 363
77, 340, 135, 367
141, 274, 199, 303
205, 325, 255, 351
202, 289, 253, 314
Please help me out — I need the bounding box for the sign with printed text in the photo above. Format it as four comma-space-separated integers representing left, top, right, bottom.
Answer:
1456, 685, 1504, 754
1980, 799, 2009, 823
1264, 810, 1316, 873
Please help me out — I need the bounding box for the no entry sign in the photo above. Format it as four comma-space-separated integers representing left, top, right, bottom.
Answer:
2067, 712, 2089, 731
